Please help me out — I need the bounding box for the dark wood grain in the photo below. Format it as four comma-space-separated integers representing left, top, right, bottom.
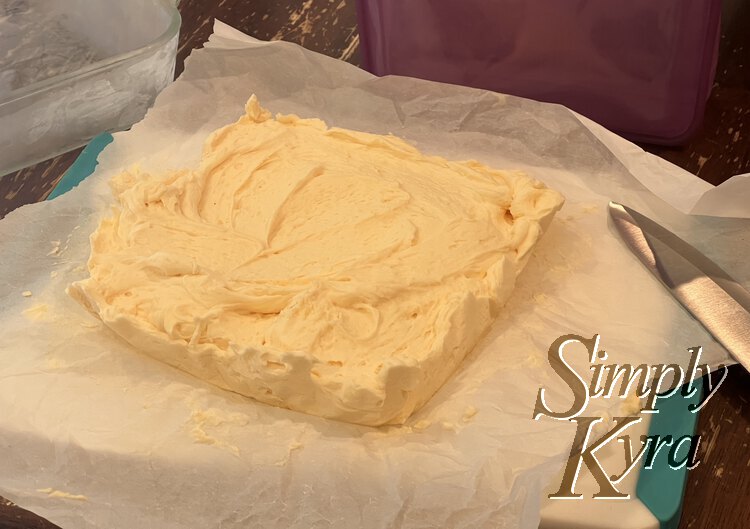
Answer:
679, 366, 750, 529
174, 0, 361, 78
0, 499, 59, 529
1, 1, 749, 528
0, 147, 83, 219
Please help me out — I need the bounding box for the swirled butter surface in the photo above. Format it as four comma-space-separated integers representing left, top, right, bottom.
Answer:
68, 96, 564, 426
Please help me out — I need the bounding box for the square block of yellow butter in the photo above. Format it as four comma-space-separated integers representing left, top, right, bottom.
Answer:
69, 96, 564, 426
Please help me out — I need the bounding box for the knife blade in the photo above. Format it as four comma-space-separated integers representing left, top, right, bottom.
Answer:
608, 201, 750, 371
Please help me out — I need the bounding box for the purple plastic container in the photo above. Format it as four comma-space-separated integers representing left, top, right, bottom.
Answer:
356, 0, 721, 145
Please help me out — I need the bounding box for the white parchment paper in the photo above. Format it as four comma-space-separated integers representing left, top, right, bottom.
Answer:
1, 22, 748, 529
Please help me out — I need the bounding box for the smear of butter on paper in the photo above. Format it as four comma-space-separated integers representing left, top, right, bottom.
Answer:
23, 303, 50, 321
37, 488, 88, 501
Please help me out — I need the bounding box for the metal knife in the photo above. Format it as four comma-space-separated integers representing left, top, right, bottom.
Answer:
608, 201, 750, 371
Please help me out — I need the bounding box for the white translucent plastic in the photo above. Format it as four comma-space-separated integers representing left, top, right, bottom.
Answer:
0, 0, 180, 177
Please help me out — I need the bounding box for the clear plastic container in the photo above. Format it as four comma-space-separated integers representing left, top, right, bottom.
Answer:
356, 0, 721, 145
0, 0, 181, 177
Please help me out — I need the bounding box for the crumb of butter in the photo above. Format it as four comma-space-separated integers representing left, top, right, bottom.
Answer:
37, 488, 87, 501
45, 358, 65, 370
619, 393, 642, 417
191, 425, 240, 457
524, 353, 544, 369
581, 204, 599, 214
441, 421, 457, 432
591, 411, 614, 439
412, 419, 432, 432
462, 405, 479, 423
189, 408, 250, 457
21, 290, 32, 297
532, 292, 548, 304
274, 440, 305, 466
50, 270, 58, 279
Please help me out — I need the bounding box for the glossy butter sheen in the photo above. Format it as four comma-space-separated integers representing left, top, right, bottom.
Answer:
68, 96, 564, 426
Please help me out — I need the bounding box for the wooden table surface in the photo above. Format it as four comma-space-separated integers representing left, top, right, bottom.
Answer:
1, 1, 748, 528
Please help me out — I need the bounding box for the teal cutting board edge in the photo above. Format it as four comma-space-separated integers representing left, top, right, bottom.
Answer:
636, 377, 704, 529
47, 133, 113, 200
